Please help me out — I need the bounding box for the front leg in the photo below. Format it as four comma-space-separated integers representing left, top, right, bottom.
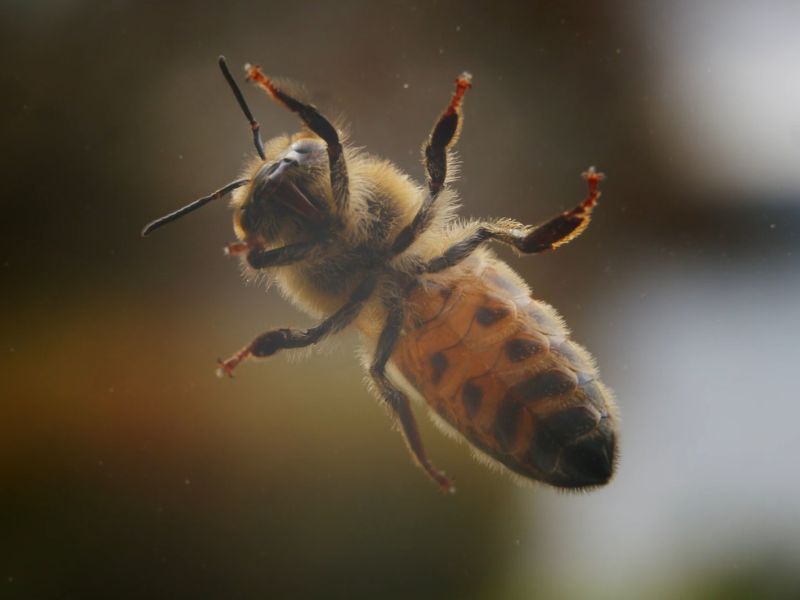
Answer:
217, 274, 377, 377
425, 167, 604, 273
246, 64, 349, 215
224, 240, 318, 269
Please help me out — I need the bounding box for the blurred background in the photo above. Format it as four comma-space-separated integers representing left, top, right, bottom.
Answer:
2, 0, 799, 598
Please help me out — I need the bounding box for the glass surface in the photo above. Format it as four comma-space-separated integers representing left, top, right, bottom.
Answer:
3, 1, 799, 598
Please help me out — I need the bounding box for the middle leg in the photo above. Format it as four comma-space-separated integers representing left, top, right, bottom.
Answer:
391, 72, 472, 255
218, 274, 377, 377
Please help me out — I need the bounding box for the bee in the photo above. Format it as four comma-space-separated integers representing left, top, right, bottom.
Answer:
143, 56, 619, 492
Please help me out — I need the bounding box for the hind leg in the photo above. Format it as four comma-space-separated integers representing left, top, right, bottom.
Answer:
423, 167, 604, 273
369, 302, 454, 493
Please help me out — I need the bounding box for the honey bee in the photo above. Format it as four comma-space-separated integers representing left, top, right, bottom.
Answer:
143, 57, 619, 492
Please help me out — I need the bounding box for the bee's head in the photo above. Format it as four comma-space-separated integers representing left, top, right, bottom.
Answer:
233, 135, 330, 241
140, 57, 331, 240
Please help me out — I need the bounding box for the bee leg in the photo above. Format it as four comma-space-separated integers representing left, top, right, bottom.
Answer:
217, 274, 377, 377
245, 243, 318, 269
421, 72, 472, 197
245, 64, 349, 215
391, 72, 472, 255
369, 303, 455, 493
514, 166, 604, 253
424, 167, 604, 273
223, 240, 256, 256
224, 241, 317, 269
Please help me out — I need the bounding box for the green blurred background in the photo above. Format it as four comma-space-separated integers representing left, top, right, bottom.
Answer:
3, 1, 800, 598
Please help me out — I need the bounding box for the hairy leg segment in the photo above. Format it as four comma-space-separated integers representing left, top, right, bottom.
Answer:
391, 73, 472, 255
424, 167, 604, 274
217, 274, 378, 377
369, 300, 454, 493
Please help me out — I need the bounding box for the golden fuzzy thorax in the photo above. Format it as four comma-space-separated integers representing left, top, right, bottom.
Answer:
230, 132, 462, 327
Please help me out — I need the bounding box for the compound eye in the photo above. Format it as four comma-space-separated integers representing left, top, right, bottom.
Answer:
239, 202, 262, 233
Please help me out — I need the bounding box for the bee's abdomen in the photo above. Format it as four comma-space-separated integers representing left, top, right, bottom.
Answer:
392, 257, 618, 489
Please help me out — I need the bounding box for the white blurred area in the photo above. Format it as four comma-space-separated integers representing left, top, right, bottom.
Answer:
508, 3, 800, 593
642, 1, 800, 202
516, 256, 800, 595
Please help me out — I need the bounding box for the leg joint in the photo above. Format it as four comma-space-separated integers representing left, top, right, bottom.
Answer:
250, 328, 292, 357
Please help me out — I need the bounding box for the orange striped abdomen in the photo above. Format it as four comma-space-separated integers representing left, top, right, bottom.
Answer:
391, 256, 618, 489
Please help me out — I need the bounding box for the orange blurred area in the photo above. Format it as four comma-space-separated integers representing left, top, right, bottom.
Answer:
3, 1, 800, 598
3, 293, 513, 597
